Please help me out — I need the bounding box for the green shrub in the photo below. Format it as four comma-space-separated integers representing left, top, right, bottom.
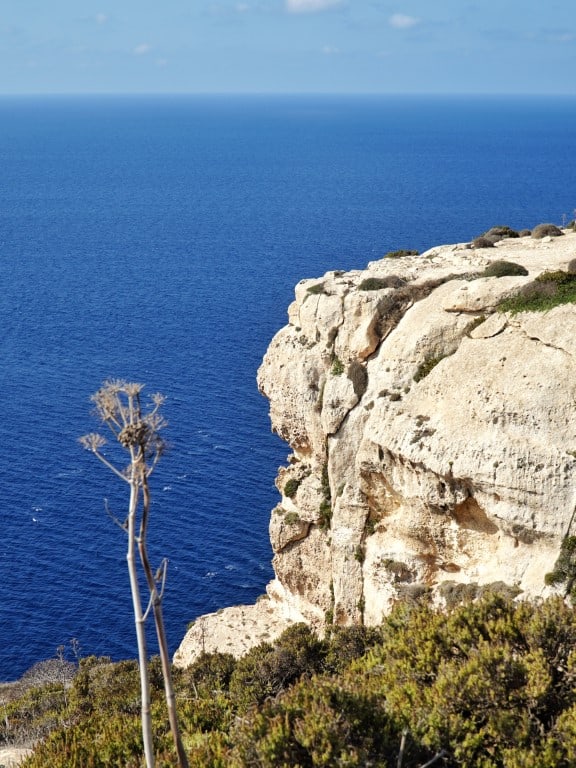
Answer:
532, 223, 564, 239
366, 593, 576, 767
482, 260, 529, 278
518, 228, 532, 237
323, 625, 383, 674
385, 249, 419, 259
544, 536, 576, 597
230, 674, 399, 768
14, 594, 576, 768
284, 512, 301, 526
283, 478, 301, 498
535, 270, 575, 284
330, 357, 345, 376
358, 275, 406, 291
413, 353, 449, 382
181, 652, 236, 697
498, 270, 576, 313
318, 499, 332, 531
229, 625, 326, 713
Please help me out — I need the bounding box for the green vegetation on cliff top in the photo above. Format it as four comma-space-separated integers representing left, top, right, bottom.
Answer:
5, 592, 576, 767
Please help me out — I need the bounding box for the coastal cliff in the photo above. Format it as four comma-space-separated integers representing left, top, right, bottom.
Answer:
174, 228, 576, 667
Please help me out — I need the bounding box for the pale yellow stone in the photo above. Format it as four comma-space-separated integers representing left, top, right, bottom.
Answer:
175, 230, 576, 667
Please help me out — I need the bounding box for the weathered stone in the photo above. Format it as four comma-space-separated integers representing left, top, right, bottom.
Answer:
174, 230, 576, 668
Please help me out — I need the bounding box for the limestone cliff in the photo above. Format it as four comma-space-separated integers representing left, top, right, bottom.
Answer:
174, 229, 576, 667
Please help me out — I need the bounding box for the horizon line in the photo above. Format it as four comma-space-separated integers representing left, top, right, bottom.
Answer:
0, 90, 575, 98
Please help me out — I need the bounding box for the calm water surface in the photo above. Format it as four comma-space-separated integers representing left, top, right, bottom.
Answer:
1, 94, 575, 680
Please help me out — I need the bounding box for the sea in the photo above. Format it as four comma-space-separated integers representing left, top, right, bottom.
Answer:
1, 94, 575, 681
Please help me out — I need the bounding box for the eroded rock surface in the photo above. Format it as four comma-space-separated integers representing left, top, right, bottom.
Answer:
175, 230, 576, 667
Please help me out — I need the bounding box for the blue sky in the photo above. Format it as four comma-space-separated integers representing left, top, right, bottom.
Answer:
1, 0, 575, 95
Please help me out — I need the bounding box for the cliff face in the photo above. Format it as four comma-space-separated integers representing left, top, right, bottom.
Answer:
174, 231, 576, 667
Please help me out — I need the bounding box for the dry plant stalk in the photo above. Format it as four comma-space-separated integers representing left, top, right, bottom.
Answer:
80, 379, 188, 768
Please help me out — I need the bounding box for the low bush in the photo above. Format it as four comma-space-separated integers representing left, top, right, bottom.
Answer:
323, 625, 383, 674
385, 249, 419, 259
358, 275, 406, 291
228, 624, 326, 713
518, 228, 532, 237
330, 357, 345, 376
535, 269, 575, 284
472, 236, 496, 248
413, 353, 450, 382
498, 269, 576, 313
482, 225, 520, 240
545, 535, 576, 598
318, 499, 332, 531
482, 260, 529, 278
532, 223, 564, 239
11, 594, 576, 767
283, 478, 301, 498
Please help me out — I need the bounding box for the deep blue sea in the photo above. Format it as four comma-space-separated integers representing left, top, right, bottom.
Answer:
1, 94, 575, 681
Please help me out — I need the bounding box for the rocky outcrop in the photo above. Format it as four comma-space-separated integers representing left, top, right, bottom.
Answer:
174, 230, 576, 667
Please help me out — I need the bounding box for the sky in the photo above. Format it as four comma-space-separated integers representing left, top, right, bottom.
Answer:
1, 0, 575, 95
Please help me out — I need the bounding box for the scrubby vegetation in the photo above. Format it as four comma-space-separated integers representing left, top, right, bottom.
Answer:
471, 236, 496, 248
384, 249, 419, 259
6, 593, 576, 767
545, 535, 576, 599
498, 269, 576, 313
283, 478, 301, 498
482, 225, 520, 240
472, 226, 521, 247
413, 352, 451, 382
481, 260, 529, 278
471, 221, 570, 246
532, 223, 564, 239
318, 462, 332, 531
330, 357, 345, 376
358, 275, 406, 291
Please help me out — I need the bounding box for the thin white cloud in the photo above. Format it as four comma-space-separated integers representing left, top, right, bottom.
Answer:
286, 0, 342, 14
95, 13, 108, 25
206, 1, 262, 15
322, 44, 340, 54
133, 43, 152, 55
551, 32, 575, 42
389, 13, 420, 29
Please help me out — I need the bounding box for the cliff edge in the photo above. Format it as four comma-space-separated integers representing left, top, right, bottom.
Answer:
175, 228, 576, 667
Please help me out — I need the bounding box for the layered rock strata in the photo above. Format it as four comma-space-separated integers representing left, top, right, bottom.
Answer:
174, 230, 576, 667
